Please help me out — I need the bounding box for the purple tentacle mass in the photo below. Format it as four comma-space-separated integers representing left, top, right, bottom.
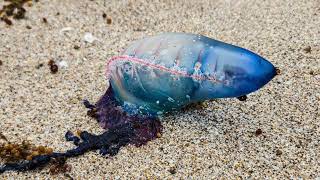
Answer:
85, 84, 162, 146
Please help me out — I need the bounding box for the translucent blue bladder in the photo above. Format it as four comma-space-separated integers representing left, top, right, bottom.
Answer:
107, 33, 277, 115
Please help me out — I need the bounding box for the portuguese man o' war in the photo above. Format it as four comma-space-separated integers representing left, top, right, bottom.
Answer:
0, 33, 277, 173
106, 33, 277, 116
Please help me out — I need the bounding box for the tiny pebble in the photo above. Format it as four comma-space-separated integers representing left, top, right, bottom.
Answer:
169, 167, 176, 174
50, 64, 58, 74
42, 17, 47, 23
74, 45, 80, 50
107, 17, 112, 24
255, 129, 263, 136
303, 46, 311, 53
276, 149, 283, 156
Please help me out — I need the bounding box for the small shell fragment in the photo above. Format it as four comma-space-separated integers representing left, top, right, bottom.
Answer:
59, 27, 74, 35
83, 32, 98, 43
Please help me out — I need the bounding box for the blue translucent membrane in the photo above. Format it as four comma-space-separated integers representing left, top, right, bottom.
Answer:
109, 33, 276, 115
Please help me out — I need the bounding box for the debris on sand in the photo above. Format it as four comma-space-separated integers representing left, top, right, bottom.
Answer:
48, 59, 59, 74
0, 0, 38, 25
83, 32, 98, 43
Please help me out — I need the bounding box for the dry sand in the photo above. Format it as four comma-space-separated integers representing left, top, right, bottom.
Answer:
0, 0, 319, 179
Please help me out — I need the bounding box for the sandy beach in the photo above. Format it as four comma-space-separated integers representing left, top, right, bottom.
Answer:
0, 0, 319, 179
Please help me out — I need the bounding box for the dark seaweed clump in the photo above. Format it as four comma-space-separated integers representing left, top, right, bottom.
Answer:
0, 140, 53, 162
0, 0, 37, 25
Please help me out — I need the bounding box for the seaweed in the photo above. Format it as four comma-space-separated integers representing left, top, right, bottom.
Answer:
0, 0, 37, 25
0, 139, 53, 164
